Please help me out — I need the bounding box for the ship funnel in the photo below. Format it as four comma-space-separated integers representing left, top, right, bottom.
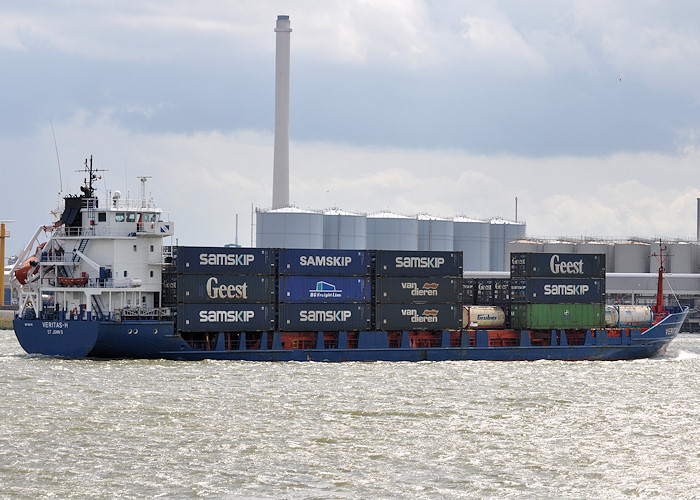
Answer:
272, 15, 292, 209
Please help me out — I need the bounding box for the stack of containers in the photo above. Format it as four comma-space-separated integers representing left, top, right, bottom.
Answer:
174, 246, 276, 332
510, 253, 606, 329
277, 249, 372, 331
374, 250, 463, 330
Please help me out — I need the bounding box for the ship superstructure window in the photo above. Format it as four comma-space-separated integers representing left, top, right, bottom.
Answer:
150, 245, 154, 252
98, 212, 106, 222
133, 245, 137, 252
115, 213, 125, 222
124, 270, 128, 277
127, 213, 136, 223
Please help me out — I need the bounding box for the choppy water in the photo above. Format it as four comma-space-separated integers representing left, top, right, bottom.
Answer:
1, 331, 699, 499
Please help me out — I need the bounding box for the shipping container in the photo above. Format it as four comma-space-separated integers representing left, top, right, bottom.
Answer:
177, 304, 276, 332
175, 246, 276, 275
376, 303, 461, 331
278, 303, 371, 332
510, 252, 605, 278
176, 275, 275, 304
279, 276, 370, 303
279, 248, 370, 276
463, 279, 476, 305
375, 276, 462, 304
510, 303, 605, 329
475, 278, 511, 305
613, 305, 653, 327
375, 250, 462, 277
462, 306, 506, 328
510, 278, 605, 304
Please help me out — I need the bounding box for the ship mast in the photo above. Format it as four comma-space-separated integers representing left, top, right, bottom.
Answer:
650, 241, 670, 315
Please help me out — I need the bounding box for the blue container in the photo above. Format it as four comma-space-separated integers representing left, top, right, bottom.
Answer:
510, 253, 606, 278
510, 278, 605, 304
177, 275, 275, 304
375, 250, 462, 277
375, 276, 462, 304
175, 246, 276, 275
279, 276, 370, 303
278, 303, 371, 332
176, 304, 275, 332
376, 303, 461, 331
279, 249, 370, 276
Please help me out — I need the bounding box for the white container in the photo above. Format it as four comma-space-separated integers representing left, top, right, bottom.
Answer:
462, 305, 506, 328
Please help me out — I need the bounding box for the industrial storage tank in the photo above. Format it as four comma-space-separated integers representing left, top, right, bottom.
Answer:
454, 217, 490, 271
366, 212, 419, 251
490, 219, 527, 272
255, 207, 324, 249
650, 242, 695, 274
613, 241, 650, 273
417, 214, 454, 251
543, 241, 576, 253
323, 209, 367, 250
576, 241, 614, 272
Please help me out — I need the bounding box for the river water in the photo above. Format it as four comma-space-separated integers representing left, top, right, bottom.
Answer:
1, 330, 699, 499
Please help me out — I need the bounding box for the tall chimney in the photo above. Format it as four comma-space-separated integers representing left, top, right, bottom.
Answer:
272, 15, 291, 209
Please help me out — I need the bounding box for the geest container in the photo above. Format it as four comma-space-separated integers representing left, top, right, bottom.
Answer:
177, 304, 276, 332
375, 276, 462, 304
510, 278, 605, 304
176, 275, 275, 304
375, 250, 462, 277
463, 279, 476, 305
510, 303, 605, 330
278, 303, 372, 332
475, 278, 511, 305
175, 246, 276, 275
278, 248, 370, 276
510, 253, 606, 278
279, 276, 370, 303
376, 303, 461, 331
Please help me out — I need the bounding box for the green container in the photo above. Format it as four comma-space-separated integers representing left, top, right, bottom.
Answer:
510, 303, 605, 330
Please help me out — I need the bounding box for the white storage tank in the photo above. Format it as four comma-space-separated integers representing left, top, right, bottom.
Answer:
543, 241, 576, 253
323, 209, 367, 250
576, 241, 614, 273
417, 214, 453, 251
366, 212, 419, 250
490, 219, 526, 271
453, 217, 490, 271
613, 241, 651, 273
651, 242, 694, 274
256, 207, 324, 249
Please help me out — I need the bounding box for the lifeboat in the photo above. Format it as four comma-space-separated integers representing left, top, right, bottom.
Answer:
14, 243, 46, 285
58, 276, 89, 287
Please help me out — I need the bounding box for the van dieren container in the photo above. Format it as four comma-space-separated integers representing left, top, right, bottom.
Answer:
510, 303, 605, 330
375, 276, 462, 304
176, 275, 275, 304
510, 252, 605, 278
279, 276, 370, 303
510, 278, 605, 304
375, 303, 461, 331
375, 250, 462, 277
279, 249, 370, 276
278, 303, 371, 332
175, 246, 276, 275
177, 304, 276, 332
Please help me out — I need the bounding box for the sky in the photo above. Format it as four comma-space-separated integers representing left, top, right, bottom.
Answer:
3, 1, 700, 254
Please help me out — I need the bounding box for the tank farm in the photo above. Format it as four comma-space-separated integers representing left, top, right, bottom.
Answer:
160, 246, 646, 355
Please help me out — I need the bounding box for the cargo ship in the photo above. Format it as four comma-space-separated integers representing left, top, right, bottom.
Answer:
10, 159, 688, 361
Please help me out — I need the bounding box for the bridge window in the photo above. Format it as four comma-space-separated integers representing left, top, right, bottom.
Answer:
115, 213, 125, 222
98, 212, 106, 222
127, 213, 136, 223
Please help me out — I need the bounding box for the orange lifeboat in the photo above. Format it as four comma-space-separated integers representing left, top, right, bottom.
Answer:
14, 243, 45, 285
58, 276, 89, 287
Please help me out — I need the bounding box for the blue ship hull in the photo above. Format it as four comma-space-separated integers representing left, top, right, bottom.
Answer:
13, 308, 687, 361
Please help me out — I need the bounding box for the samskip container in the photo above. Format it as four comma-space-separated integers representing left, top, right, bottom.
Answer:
510, 252, 606, 278
279, 276, 370, 303
375, 276, 462, 304
278, 248, 370, 276
278, 303, 372, 332
376, 303, 461, 331
510, 303, 605, 329
176, 304, 276, 332
510, 278, 605, 304
375, 250, 462, 277
175, 246, 276, 275
176, 275, 275, 304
